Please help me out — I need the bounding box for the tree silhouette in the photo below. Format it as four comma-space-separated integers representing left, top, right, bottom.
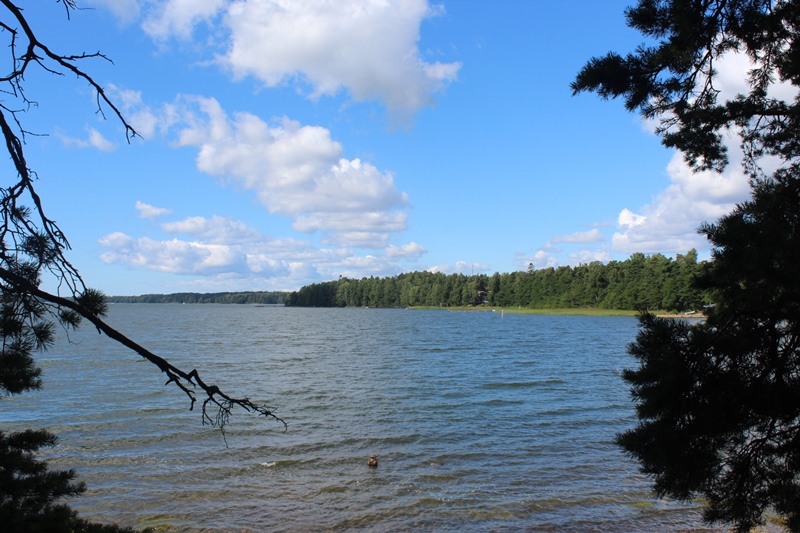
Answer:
574, 0, 800, 530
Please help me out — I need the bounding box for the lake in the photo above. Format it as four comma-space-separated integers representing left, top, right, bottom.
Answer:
1, 305, 719, 532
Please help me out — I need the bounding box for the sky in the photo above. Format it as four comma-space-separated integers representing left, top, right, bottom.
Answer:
15, 0, 758, 295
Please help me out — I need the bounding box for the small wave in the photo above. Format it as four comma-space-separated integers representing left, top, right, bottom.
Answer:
480, 398, 526, 406
480, 379, 565, 390
318, 484, 349, 494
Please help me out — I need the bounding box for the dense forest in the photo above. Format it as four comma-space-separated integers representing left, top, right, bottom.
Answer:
286, 250, 709, 311
108, 291, 289, 305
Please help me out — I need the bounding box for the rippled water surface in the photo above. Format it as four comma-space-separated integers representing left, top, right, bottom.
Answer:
2, 305, 719, 532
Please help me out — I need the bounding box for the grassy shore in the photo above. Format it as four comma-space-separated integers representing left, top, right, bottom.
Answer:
409, 306, 645, 317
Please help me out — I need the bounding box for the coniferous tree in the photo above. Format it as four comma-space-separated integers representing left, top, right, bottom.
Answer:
574, 0, 800, 530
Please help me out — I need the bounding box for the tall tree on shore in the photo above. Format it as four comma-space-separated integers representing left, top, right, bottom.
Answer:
573, 0, 800, 530
0, 1, 283, 529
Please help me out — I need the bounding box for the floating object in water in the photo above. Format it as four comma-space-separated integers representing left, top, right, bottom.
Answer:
260, 462, 277, 467
368, 455, 378, 468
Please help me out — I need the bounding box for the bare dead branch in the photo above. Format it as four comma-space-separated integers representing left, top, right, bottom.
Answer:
0, 0, 285, 442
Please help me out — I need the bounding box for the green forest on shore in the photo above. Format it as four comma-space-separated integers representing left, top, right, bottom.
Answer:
286, 250, 709, 312
108, 250, 709, 313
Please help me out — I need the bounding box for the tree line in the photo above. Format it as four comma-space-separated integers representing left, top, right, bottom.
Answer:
286, 250, 707, 311
107, 291, 290, 305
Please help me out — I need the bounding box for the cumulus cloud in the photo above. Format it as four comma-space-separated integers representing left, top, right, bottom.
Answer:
612, 149, 750, 254
99, 211, 429, 289
219, 0, 460, 113
136, 201, 173, 219
124, 0, 459, 114
102, 90, 415, 251
174, 96, 409, 247
98, 232, 242, 275
385, 242, 427, 260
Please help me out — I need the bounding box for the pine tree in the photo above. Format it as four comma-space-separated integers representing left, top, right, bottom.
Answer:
574, 1, 800, 530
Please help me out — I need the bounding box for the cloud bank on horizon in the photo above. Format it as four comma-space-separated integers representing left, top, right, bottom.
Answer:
63, 1, 779, 293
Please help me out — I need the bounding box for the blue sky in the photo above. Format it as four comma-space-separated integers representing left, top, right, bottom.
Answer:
19, 0, 755, 295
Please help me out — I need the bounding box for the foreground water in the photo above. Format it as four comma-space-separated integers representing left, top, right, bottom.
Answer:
2, 305, 719, 532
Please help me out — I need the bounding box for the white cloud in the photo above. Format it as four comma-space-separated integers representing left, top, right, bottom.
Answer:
174, 96, 409, 247
58, 127, 116, 152
294, 211, 408, 234
136, 201, 173, 219
320, 232, 389, 249
107, 85, 176, 140
612, 149, 750, 254
617, 208, 646, 228
86, 0, 141, 24
99, 213, 428, 290
132, 0, 459, 114
453, 260, 489, 275
514, 249, 558, 271
88, 128, 116, 152
142, 0, 226, 40
713, 50, 797, 102
567, 249, 612, 265
551, 228, 604, 244
220, 0, 460, 113
385, 242, 427, 260
515, 233, 610, 272
428, 261, 490, 275
161, 215, 262, 244
98, 233, 241, 275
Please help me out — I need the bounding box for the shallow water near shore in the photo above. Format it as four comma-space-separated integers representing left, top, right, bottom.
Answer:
2, 305, 723, 532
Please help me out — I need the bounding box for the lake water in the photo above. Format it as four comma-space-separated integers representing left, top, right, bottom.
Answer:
2, 305, 719, 532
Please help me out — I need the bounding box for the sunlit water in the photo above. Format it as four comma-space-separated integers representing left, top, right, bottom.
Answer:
2, 305, 720, 532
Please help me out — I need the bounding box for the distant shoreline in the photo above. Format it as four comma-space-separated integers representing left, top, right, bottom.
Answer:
106, 300, 706, 318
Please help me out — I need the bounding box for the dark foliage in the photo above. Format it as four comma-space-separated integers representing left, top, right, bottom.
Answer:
574, 0, 800, 530
621, 170, 800, 531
